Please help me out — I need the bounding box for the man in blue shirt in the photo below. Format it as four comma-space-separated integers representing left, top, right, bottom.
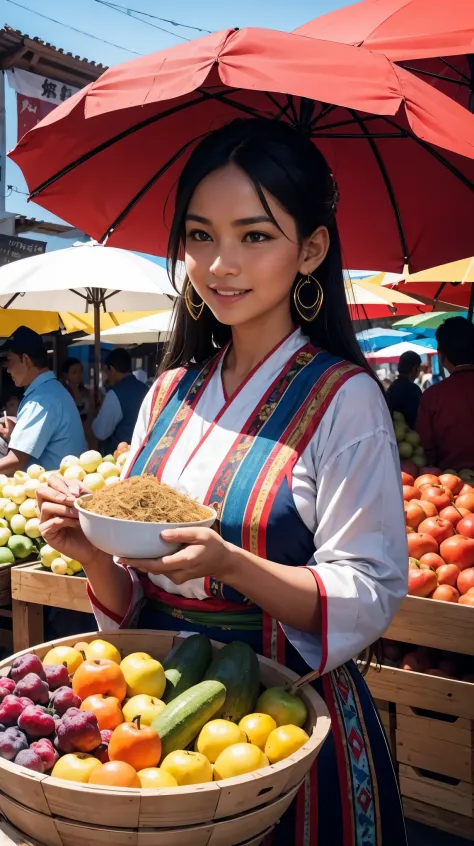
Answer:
92, 348, 148, 455
0, 327, 86, 473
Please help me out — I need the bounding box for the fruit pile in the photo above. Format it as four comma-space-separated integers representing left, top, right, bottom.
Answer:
402, 469, 474, 605
393, 412, 427, 468
0, 465, 46, 565
0, 635, 309, 789
382, 639, 474, 682
56, 445, 130, 492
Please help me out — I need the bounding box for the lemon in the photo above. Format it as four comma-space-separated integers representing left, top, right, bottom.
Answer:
195, 719, 246, 763
238, 713, 277, 751
264, 725, 309, 764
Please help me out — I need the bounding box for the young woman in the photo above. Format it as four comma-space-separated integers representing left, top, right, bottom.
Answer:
38, 119, 408, 846
61, 357, 93, 443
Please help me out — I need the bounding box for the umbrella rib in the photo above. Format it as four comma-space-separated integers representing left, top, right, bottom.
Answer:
346, 108, 409, 265
312, 114, 385, 132
29, 93, 211, 199
399, 64, 470, 87
381, 115, 474, 192
263, 92, 293, 121
439, 57, 471, 84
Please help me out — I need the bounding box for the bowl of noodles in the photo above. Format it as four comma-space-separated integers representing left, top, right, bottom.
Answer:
75, 476, 217, 559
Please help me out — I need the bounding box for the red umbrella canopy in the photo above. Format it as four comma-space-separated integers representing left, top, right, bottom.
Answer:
294, 0, 474, 110
9, 27, 474, 272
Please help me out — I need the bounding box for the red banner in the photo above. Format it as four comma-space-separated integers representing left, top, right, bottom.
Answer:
16, 96, 56, 140
7, 67, 79, 141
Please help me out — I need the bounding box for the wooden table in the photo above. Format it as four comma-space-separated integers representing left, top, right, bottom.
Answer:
10, 563, 90, 653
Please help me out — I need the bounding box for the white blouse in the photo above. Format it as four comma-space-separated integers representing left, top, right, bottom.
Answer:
90, 329, 408, 675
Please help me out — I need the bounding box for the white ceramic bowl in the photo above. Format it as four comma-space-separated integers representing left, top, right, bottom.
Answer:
75, 494, 217, 559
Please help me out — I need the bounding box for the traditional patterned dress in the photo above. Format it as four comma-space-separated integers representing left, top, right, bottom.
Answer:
89, 328, 408, 846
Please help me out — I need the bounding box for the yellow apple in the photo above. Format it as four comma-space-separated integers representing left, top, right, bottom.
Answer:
97, 461, 120, 480
0, 498, 10, 518
40, 544, 57, 568
119, 652, 166, 699
67, 560, 83, 574
14, 471, 29, 483
25, 518, 41, 539
51, 558, 68, 575
3, 502, 18, 521
43, 645, 83, 674
10, 485, 26, 505
51, 753, 101, 783
122, 694, 166, 726
80, 450, 102, 474
116, 452, 129, 470
63, 465, 86, 482
19, 499, 37, 520
83, 473, 105, 492
24, 478, 41, 498
10, 514, 26, 535
84, 639, 121, 664
27, 464, 44, 480
60, 455, 80, 473
137, 767, 178, 788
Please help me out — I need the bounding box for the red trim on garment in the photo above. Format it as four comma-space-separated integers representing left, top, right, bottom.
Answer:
86, 583, 124, 626
140, 574, 257, 613
125, 367, 186, 479
182, 328, 299, 478
303, 566, 328, 676
322, 674, 355, 846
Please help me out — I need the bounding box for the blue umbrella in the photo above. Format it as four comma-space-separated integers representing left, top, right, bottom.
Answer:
356, 327, 416, 353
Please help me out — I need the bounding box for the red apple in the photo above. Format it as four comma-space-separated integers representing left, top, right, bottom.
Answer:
457, 514, 474, 539
404, 501, 425, 530
407, 533, 439, 560
436, 563, 460, 587
408, 567, 438, 597
420, 485, 454, 511
440, 536, 474, 571
439, 505, 469, 528
418, 517, 454, 544
415, 474, 440, 490
431, 584, 459, 602
401, 472, 415, 487
420, 553, 447, 572
455, 492, 474, 512
403, 485, 419, 502
457, 567, 474, 595
439, 474, 464, 496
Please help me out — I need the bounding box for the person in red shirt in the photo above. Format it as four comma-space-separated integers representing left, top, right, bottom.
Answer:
416, 317, 474, 471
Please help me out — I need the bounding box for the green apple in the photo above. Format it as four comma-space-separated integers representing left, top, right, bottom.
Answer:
119, 652, 166, 699
10, 514, 26, 535
394, 423, 407, 443
0, 547, 14, 565
51, 558, 68, 575
8, 535, 33, 559
3, 502, 18, 521
0, 519, 8, 528
405, 430, 420, 447
27, 464, 45, 480
83, 473, 105, 492
79, 450, 102, 474
40, 544, 57, 568
256, 687, 308, 728
398, 442, 413, 459
97, 461, 119, 480
63, 465, 86, 482
0, 527, 12, 547
19, 499, 38, 520
25, 518, 41, 539
10, 485, 26, 506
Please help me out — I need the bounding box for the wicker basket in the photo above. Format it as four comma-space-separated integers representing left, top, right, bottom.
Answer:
0, 630, 331, 846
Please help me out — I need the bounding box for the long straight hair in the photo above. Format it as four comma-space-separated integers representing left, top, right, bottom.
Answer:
161, 118, 376, 377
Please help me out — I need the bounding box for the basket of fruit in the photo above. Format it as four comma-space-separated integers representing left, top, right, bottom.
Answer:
0, 630, 330, 846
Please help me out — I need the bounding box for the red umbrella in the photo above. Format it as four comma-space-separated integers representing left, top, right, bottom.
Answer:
8, 27, 474, 272
294, 0, 474, 110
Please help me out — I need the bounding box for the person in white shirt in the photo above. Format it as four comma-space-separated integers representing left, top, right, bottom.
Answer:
37, 119, 407, 846
91, 348, 147, 455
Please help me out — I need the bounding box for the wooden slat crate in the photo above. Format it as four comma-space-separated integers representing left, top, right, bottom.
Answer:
384, 595, 474, 656
373, 698, 396, 760
403, 797, 474, 842
366, 664, 474, 720
399, 764, 474, 819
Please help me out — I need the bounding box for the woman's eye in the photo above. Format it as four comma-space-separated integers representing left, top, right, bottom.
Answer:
188, 229, 211, 242
243, 232, 271, 243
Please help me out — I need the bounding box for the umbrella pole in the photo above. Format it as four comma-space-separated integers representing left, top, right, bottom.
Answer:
93, 295, 101, 408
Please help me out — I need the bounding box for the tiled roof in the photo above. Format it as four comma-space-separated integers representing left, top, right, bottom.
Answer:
0, 25, 106, 85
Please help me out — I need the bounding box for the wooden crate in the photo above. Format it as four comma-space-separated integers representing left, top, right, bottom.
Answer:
11, 563, 89, 652
0, 630, 331, 846
383, 595, 474, 656
366, 664, 474, 720
396, 703, 474, 784
0, 562, 15, 606
403, 796, 474, 842
399, 764, 474, 819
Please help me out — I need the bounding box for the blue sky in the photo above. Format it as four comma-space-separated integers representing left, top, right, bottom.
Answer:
2, 0, 358, 237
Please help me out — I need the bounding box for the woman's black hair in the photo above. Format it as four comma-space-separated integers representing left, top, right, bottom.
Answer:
162, 117, 374, 378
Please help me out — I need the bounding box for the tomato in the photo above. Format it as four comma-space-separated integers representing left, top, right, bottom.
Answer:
440, 536, 474, 571
431, 585, 459, 603
108, 717, 161, 770
417, 500, 438, 518
403, 485, 419, 502
407, 568, 437, 597
436, 563, 460, 587
459, 594, 474, 607
439, 474, 463, 495
455, 492, 474, 512
457, 514, 474, 539
72, 659, 127, 702
415, 474, 440, 490
401, 472, 415, 487
420, 553, 446, 572
418, 517, 454, 544
407, 533, 438, 560
420, 486, 454, 511
404, 501, 425, 530
80, 695, 124, 731
439, 506, 469, 528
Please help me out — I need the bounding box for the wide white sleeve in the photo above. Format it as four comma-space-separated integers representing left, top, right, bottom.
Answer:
283, 373, 408, 675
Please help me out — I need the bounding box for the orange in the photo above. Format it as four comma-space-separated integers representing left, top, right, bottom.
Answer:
80, 694, 124, 731
72, 659, 127, 702
88, 761, 141, 788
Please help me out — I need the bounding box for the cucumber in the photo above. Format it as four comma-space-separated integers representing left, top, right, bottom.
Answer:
162, 634, 212, 704
204, 641, 260, 723
152, 680, 226, 759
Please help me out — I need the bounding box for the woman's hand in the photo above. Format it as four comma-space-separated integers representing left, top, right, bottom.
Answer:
118, 527, 234, 585
37, 475, 100, 567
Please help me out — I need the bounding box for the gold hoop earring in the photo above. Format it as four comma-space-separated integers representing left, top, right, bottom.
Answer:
184, 280, 204, 321
293, 274, 323, 322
